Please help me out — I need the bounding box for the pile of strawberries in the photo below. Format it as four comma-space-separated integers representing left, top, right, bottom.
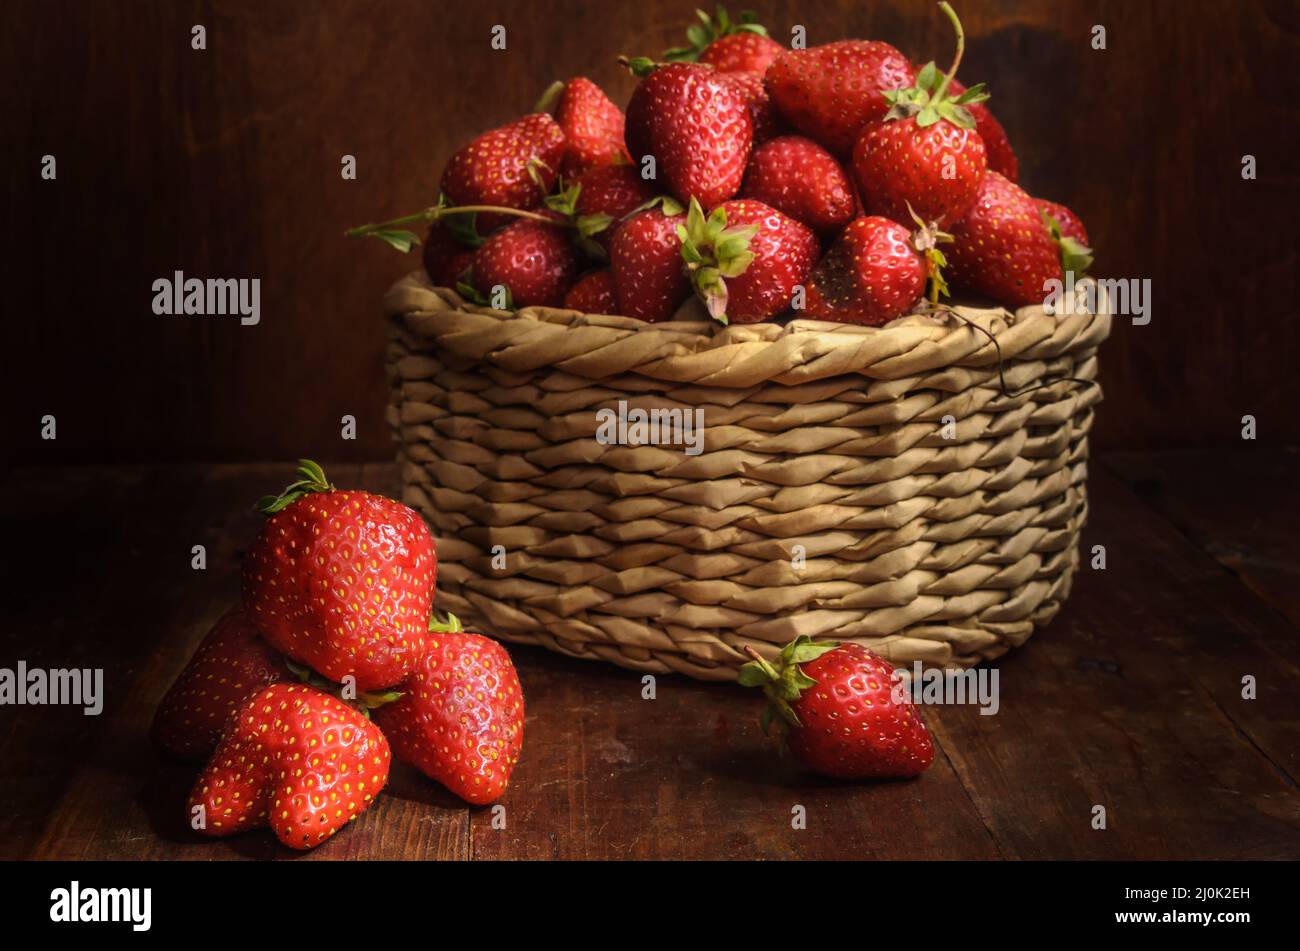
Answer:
353, 3, 1093, 326
151, 461, 524, 850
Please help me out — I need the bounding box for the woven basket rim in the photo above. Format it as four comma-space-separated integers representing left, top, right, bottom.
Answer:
385, 271, 1112, 388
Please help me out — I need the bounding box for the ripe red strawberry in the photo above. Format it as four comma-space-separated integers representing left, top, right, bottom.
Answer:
188, 683, 391, 849
765, 40, 915, 155
373, 614, 524, 805
945, 170, 1063, 308
552, 77, 631, 177
422, 222, 476, 288
679, 198, 818, 324
804, 216, 931, 325
1034, 197, 1089, 245
741, 636, 934, 779
574, 164, 658, 228
152, 609, 290, 761
472, 217, 580, 308
609, 201, 691, 322
721, 70, 783, 143
564, 269, 618, 313
700, 31, 784, 74
740, 135, 857, 233
243, 460, 436, 692
856, 16, 996, 228
663, 7, 780, 74
946, 73, 1018, 182
624, 61, 753, 208
440, 113, 566, 232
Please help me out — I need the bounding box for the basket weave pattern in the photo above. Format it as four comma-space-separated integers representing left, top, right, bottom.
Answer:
385, 272, 1111, 680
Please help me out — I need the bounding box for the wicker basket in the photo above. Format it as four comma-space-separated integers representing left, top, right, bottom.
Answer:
385, 271, 1111, 681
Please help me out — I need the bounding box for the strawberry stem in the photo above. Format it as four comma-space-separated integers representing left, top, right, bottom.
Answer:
256, 459, 333, 515
346, 205, 566, 240
932, 1, 965, 101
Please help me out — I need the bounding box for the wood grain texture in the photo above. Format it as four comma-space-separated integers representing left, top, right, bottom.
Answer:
4, 458, 1298, 860
2, 0, 1298, 464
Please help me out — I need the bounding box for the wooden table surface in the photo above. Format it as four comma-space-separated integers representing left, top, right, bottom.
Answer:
3, 452, 1298, 860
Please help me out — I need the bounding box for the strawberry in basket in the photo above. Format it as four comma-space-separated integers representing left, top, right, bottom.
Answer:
852, 3, 989, 227
243, 460, 436, 691
188, 683, 391, 850
373, 613, 525, 805
741, 636, 934, 779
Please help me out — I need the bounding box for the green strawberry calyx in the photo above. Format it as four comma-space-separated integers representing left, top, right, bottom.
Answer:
1040, 210, 1095, 279
906, 202, 954, 304
739, 635, 841, 734
544, 182, 615, 261
676, 197, 759, 325
255, 459, 333, 515
883, 2, 989, 130
663, 6, 770, 63
283, 659, 403, 717
428, 612, 464, 635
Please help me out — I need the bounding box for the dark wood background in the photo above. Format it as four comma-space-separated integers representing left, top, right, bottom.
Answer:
3, 0, 1298, 465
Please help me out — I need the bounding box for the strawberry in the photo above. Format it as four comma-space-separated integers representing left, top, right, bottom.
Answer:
945, 170, 1064, 308
546, 77, 631, 177
701, 32, 784, 74
422, 222, 477, 288
663, 7, 780, 74
243, 460, 436, 692
188, 683, 391, 849
740, 636, 934, 780
472, 217, 580, 308
563, 269, 618, 313
678, 197, 818, 324
765, 40, 915, 155
373, 614, 524, 805
946, 73, 1018, 182
1035, 197, 1089, 245
804, 216, 934, 326
623, 61, 753, 209
609, 199, 690, 322
740, 135, 857, 233
573, 163, 659, 239
721, 70, 783, 143
151, 609, 290, 761
852, 9, 990, 227
440, 113, 566, 232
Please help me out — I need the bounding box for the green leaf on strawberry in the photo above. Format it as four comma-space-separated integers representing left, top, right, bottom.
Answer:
1041, 210, 1095, 279
255, 459, 334, 514
675, 197, 758, 324
739, 634, 842, 730
663, 6, 769, 62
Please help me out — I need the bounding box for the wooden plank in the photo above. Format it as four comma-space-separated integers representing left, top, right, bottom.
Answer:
1103, 448, 1300, 631
6, 461, 1300, 859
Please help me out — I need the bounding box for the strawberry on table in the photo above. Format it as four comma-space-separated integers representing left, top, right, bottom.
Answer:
151, 609, 290, 761
471, 217, 580, 308
188, 683, 391, 850
624, 61, 753, 209
945, 171, 1089, 308
373, 614, 525, 806
609, 198, 691, 322
740, 135, 857, 233
440, 113, 566, 232
853, 4, 989, 227
243, 460, 436, 692
564, 269, 619, 313
740, 636, 934, 780
804, 215, 941, 326
678, 197, 818, 324
765, 39, 915, 155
